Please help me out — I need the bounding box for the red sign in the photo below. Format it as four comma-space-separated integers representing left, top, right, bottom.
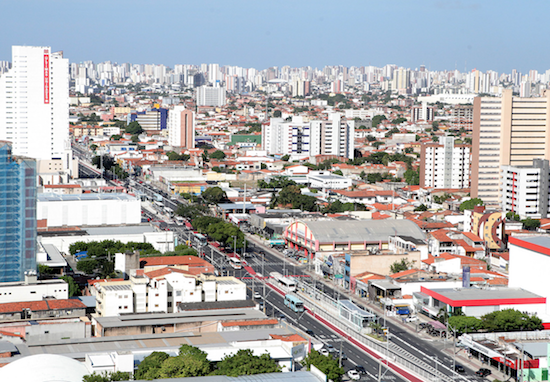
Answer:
44, 53, 50, 104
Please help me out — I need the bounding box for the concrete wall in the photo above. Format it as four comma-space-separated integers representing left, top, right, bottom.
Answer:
350, 252, 422, 276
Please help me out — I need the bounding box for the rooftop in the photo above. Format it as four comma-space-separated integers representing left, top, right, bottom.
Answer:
421, 286, 545, 307
38, 192, 138, 202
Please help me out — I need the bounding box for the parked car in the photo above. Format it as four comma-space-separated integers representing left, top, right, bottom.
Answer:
476, 368, 491, 377
339, 352, 348, 361
347, 369, 360, 380
405, 315, 419, 322
305, 329, 314, 336
319, 348, 330, 356
454, 364, 465, 373
254, 292, 261, 299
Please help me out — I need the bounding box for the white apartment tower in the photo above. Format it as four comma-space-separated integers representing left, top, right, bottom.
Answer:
262, 113, 355, 159
0, 46, 72, 173
196, 85, 226, 107
420, 136, 471, 189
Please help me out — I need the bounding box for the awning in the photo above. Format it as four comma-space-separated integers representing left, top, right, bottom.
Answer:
421, 305, 439, 316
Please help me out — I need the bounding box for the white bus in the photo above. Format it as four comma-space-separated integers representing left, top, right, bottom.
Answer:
269, 271, 296, 291
229, 257, 242, 270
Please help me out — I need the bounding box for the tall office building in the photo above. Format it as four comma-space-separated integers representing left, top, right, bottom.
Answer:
0, 141, 36, 282
262, 113, 355, 159
168, 106, 195, 149
472, 89, 550, 207
196, 85, 226, 107
420, 136, 471, 189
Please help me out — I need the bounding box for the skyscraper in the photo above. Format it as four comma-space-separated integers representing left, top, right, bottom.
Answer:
472, 89, 550, 207
420, 136, 471, 189
168, 106, 195, 149
0, 46, 73, 178
0, 141, 36, 282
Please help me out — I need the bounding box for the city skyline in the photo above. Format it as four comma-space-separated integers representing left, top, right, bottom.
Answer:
1, 0, 549, 73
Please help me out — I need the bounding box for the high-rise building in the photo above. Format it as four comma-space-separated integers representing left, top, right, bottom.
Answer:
0, 46, 73, 177
168, 106, 195, 149
420, 136, 471, 189
472, 89, 550, 207
0, 141, 36, 282
262, 114, 355, 159
501, 159, 550, 219
196, 85, 226, 107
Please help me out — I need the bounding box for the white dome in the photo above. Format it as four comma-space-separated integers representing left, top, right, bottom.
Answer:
0, 354, 89, 382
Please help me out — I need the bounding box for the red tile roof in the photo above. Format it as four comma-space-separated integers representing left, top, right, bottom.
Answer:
0, 299, 86, 313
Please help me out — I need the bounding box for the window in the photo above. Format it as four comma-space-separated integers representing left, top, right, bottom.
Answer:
168, 292, 172, 297
155, 293, 159, 297
155, 304, 159, 308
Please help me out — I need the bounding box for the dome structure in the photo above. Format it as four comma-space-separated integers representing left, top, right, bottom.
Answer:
0, 354, 89, 382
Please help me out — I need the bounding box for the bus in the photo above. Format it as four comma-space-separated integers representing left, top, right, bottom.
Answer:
284, 293, 305, 313
269, 272, 297, 292
193, 233, 207, 247
164, 206, 174, 216
229, 257, 242, 270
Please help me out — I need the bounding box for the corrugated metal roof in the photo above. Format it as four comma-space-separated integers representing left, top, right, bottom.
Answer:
302, 219, 425, 243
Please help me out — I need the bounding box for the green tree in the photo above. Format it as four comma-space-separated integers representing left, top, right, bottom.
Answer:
135, 351, 170, 380
459, 198, 484, 212
366, 173, 383, 184
403, 168, 419, 185
521, 218, 541, 231
391, 117, 407, 125
372, 141, 384, 149
167, 151, 190, 161
126, 121, 143, 135
303, 349, 344, 382
60, 275, 80, 297
258, 176, 297, 189
176, 204, 208, 220
76, 258, 98, 275
109, 135, 121, 141
83, 371, 131, 382
333, 170, 343, 176
214, 349, 280, 377
273, 110, 282, 117
131, 134, 140, 143
209, 150, 226, 160
92, 155, 115, 171
372, 115, 387, 128
201, 187, 227, 205
158, 344, 211, 378
432, 121, 440, 131
448, 316, 483, 335
481, 309, 543, 332
366, 135, 376, 142
414, 204, 428, 212
506, 211, 521, 221
281, 154, 290, 161
390, 258, 412, 274
38, 264, 54, 276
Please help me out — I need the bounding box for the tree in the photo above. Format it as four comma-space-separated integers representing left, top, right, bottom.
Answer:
403, 168, 419, 185
506, 211, 521, 221
391, 117, 407, 125
366, 173, 383, 184
432, 121, 440, 131
209, 150, 226, 160
201, 187, 227, 205
38, 264, 54, 276
60, 275, 80, 297
109, 135, 121, 141
303, 349, 344, 382
414, 204, 428, 212
366, 135, 376, 142
83, 371, 131, 382
158, 344, 212, 378
213, 349, 280, 377
126, 121, 143, 135
92, 155, 115, 171
459, 198, 484, 212
76, 258, 98, 275
481, 309, 543, 332
273, 110, 282, 117
390, 258, 412, 274
135, 351, 170, 380
131, 134, 140, 143
372, 141, 384, 149
448, 316, 483, 335
281, 154, 290, 162
258, 176, 297, 189
521, 217, 541, 231
372, 115, 387, 128
333, 170, 343, 176
176, 204, 208, 220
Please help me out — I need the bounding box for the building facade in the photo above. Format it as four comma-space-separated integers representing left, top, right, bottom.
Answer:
501, 159, 550, 219
420, 136, 471, 189
472, 89, 550, 207
0, 46, 71, 166
196, 85, 226, 107
0, 142, 36, 282
168, 106, 195, 149
262, 113, 355, 159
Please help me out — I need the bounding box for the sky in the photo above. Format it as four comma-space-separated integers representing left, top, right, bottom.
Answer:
0, 0, 548, 74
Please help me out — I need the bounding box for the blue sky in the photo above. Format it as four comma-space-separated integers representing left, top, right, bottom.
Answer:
0, 0, 547, 73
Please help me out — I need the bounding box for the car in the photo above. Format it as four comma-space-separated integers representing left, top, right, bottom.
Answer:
454, 364, 465, 373
325, 343, 337, 353
319, 348, 330, 356
305, 329, 314, 336
339, 352, 348, 361
476, 368, 491, 377
355, 365, 366, 374
347, 369, 360, 380
254, 292, 262, 299
405, 315, 419, 322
